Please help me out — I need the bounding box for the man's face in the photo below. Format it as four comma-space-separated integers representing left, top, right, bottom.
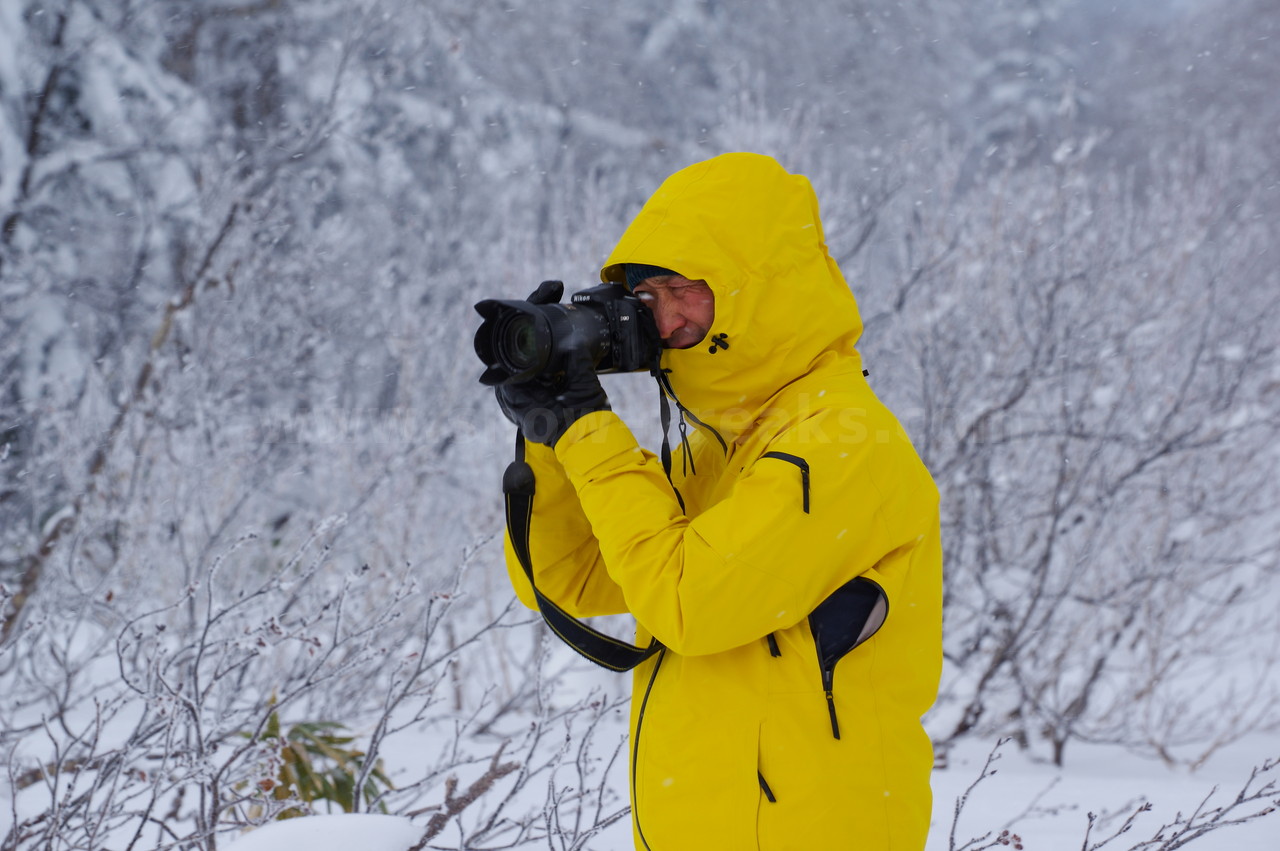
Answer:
632, 275, 715, 349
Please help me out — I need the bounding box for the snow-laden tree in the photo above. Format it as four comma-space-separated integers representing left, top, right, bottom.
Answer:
842, 135, 1280, 768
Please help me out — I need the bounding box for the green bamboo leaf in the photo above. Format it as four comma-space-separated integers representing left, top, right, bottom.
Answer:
237, 714, 396, 820
265, 711, 281, 739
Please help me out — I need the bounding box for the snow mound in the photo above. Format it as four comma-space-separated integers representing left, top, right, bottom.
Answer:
224, 814, 423, 851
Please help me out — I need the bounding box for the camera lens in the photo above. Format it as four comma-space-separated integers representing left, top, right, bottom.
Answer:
497, 312, 548, 373
507, 317, 537, 367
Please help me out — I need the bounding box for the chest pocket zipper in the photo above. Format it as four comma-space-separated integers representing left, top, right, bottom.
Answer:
808, 576, 888, 739
762, 452, 810, 513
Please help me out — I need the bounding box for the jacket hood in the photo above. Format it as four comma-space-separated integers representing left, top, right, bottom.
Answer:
601, 153, 863, 441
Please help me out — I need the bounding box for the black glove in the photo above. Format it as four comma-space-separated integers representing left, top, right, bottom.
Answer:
493, 283, 610, 447
523, 279, 564, 308
494, 357, 609, 446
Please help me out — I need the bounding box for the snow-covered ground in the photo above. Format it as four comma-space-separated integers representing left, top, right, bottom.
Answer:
930, 734, 1279, 850
221, 729, 1278, 850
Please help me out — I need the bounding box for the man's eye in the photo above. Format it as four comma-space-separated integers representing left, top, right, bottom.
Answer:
671, 281, 707, 294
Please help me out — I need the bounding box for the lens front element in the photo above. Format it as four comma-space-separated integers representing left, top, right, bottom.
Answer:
501, 314, 542, 371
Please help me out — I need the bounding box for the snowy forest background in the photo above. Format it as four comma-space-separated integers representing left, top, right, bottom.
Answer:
2, 0, 1278, 848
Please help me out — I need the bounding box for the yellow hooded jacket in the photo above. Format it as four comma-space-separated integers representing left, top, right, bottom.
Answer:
503, 153, 942, 850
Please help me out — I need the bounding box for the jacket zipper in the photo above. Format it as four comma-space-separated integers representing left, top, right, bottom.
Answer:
757, 770, 777, 803
632, 648, 666, 850
761, 452, 810, 513
821, 665, 841, 739
809, 576, 888, 741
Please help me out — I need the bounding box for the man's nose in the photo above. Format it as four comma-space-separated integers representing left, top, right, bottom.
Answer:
653, 303, 686, 340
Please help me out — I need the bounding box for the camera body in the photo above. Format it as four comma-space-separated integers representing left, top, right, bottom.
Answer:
474, 282, 661, 386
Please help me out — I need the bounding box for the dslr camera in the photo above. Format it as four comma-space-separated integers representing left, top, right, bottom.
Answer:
474, 282, 661, 386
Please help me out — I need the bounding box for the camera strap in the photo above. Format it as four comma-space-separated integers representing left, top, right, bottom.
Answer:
503, 432, 663, 672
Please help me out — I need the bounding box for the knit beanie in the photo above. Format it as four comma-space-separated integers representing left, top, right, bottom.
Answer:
624, 264, 678, 291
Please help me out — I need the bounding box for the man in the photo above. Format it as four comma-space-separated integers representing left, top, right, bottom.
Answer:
492, 153, 942, 849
